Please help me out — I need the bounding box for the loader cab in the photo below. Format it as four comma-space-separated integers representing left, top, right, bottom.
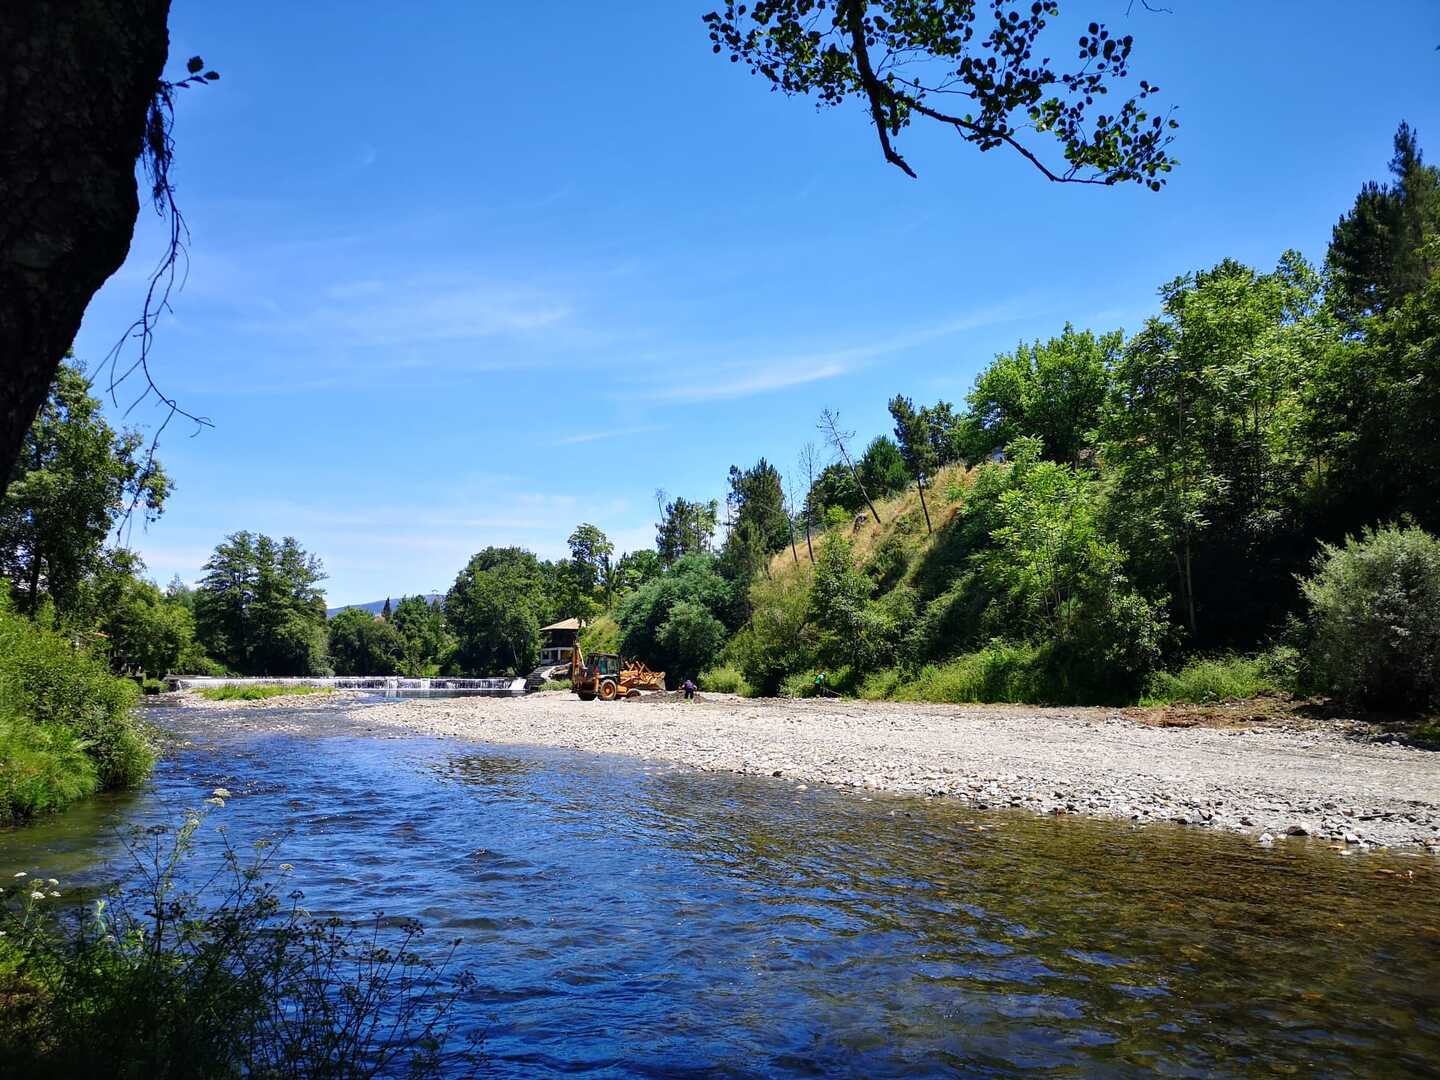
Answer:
590, 654, 622, 678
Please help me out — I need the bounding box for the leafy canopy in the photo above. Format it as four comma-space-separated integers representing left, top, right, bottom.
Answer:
705, 0, 1177, 186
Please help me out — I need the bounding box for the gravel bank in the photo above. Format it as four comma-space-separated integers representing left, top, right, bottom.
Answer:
170, 691, 1440, 853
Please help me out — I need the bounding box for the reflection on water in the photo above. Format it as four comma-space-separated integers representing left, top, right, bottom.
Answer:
2, 707, 1437, 1078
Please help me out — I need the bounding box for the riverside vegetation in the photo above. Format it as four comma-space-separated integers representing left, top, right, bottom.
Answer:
0, 804, 477, 1078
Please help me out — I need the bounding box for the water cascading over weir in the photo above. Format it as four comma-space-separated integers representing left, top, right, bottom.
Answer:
168, 676, 530, 697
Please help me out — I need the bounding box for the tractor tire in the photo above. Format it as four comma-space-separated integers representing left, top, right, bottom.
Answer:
626, 689, 641, 699
599, 680, 619, 701
578, 691, 595, 701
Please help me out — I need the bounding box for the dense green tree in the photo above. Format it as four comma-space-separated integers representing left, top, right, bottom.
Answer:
0, 361, 170, 616
803, 463, 865, 526
718, 459, 790, 591
705, 1, 1177, 186
919, 401, 970, 467
389, 595, 452, 676
889, 395, 938, 533
977, 439, 1167, 689
655, 496, 719, 565
567, 523, 615, 606
857, 436, 910, 501
656, 600, 730, 681
613, 549, 663, 596
616, 554, 735, 680
71, 549, 206, 677
1102, 254, 1336, 644
1305, 261, 1440, 536
809, 533, 872, 669
962, 326, 1117, 466
1327, 123, 1440, 323
164, 575, 195, 614
445, 547, 557, 675
327, 607, 404, 676
194, 532, 328, 675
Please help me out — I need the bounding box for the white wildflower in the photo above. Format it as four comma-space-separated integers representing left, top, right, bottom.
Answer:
30, 890, 46, 901
212, 787, 233, 799
12, 871, 25, 879
46, 878, 58, 887
205, 797, 225, 808
279, 863, 294, 872
49, 890, 60, 898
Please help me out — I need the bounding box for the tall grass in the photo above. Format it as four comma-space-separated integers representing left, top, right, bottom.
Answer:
859, 643, 1054, 704
0, 605, 151, 825
1139, 652, 1292, 706
698, 664, 754, 697
851, 647, 1297, 708
196, 684, 333, 702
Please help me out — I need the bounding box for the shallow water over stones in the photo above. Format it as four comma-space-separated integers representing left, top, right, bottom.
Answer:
3, 705, 1438, 1077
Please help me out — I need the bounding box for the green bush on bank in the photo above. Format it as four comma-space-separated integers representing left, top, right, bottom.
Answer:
697, 664, 754, 697
857, 642, 1054, 704
0, 810, 477, 1077
1140, 651, 1295, 706
0, 603, 151, 825
1299, 524, 1440, 713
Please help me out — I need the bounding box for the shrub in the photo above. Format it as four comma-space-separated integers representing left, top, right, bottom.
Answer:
1300, 524, 1440, 712
1141, 652, 1292, 706
0, 809, 478, 1078
656, 600, 729, 681
729, 574, 816, 696
889, 643, 1052, 704
779, 671, 816, 699
0, 604, 151, 824
698, 664, 753, 696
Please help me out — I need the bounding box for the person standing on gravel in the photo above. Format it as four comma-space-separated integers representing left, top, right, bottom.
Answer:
682, 678, 697, 702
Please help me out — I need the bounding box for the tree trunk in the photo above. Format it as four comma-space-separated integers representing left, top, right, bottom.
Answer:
803, 518, 814, 563
837, 443, 883, 525
916, 476, 932, 533
0, 1, 172, 496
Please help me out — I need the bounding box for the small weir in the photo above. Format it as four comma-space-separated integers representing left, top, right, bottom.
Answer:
169, 675, 529, 697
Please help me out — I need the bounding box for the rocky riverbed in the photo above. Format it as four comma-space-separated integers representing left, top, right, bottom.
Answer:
168, 690, 1440, 853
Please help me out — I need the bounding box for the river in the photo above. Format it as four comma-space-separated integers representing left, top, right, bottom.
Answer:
2, 700, 1437, 1077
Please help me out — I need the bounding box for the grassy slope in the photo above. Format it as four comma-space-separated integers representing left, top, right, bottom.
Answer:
717, 466, 1289, 707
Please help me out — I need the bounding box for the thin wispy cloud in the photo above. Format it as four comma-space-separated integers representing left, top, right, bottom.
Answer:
643, 362, 850, 404
628, 305, 1030, 404
554, 424, 662, 445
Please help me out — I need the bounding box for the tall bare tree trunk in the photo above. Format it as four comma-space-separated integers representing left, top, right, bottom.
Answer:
0, 1, 172, 495
916, 476, 932, 533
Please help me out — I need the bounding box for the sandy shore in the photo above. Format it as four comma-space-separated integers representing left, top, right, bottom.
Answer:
166, 690, 1440, 852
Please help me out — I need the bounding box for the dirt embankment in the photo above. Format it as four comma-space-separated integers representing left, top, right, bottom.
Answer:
188, 690, 1440, 854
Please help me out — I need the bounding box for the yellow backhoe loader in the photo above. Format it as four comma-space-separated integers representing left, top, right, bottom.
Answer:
568, 641, 666, 701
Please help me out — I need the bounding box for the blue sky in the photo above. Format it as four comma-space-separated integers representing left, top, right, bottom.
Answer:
77, 1, 1440, 606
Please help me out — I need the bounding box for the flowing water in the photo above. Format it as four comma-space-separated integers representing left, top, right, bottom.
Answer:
3, 702, 1438, 1078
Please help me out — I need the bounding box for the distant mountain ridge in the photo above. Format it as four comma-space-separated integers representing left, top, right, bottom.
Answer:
325, 593, 443, 618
